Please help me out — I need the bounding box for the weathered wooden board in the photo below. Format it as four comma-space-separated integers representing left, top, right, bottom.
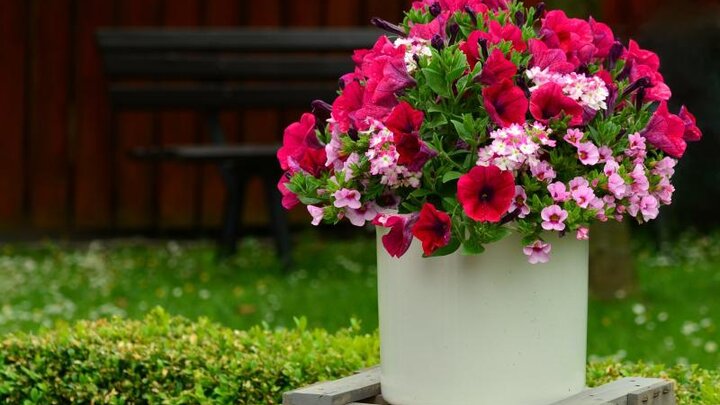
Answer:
284, 368, 676, 405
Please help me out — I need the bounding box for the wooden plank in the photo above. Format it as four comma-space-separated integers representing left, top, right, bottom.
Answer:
0, 0, 28, 227
73, 0, 114, 229
288, 0, 323, 27
201, 0, 242, 228
27, 0, 72, 229
283, 367, 381, 405
158, 0, 202, 229
549, 378, 674, 405
114, 0, 163, 229
327, 0, 362, 26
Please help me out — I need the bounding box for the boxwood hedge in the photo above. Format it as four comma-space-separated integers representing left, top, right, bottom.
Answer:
0, 308, 718, 404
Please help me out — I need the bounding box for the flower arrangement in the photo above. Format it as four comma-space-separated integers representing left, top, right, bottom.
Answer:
277, 0, 702, 263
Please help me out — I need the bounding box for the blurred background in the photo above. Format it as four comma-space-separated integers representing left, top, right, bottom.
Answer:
0, 0, 718, 369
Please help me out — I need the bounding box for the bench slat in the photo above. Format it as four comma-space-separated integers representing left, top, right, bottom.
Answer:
131, 145, 279, 161
97, 29, 381, 52
109, 83, 339, 109
103, 54, 354, 80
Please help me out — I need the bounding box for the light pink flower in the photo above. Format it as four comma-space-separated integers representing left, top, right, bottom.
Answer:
345, 205, 379, 227
569, 177, 589, 192
577, 142, 600, 165
509, 186, 531, 218
576, 227, 590, 240
598, 146, 614, 163
630, 164, 649, 194
548, 182, 571, 202
608, 173, 627, 199
640, 195, 660, 220
655, 177, 674, 205
572, 185, 596, 209
603, 160, 619, 176
564, 129, 584, 146
333, 188, 362, 209
541, 205, 569, 231
530, 161, 556, 182
307, 205, 325, 226
523, 240, 552, 264
653, 157, 677, 177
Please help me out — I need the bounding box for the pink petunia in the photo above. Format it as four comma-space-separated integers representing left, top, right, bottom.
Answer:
639, 195, 660, 220
572, 185, 596, 209
307, 205, 325, 226
541, 205, 569, 231
373, 213, 419, 258
509, 186, 531, 218
530, 160, 556, 183
569, 176, 590, 192
564, 128, 584, 146
548, 182, 571, 202
608, 173, 628, 199
523, 240, 552, 264
333, 188, 362, 210
345, 205, 379, 227
576, 227, 590, 241
577, 141, 600, 166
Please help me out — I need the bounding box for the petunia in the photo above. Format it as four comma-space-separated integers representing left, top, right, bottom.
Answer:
457, 165, 515, 223
307, 205, 325, 226
478, 20, 527, 52
345, 205, 379, 227
576, 227, 590, 241
530, 83, 584, 126
548, 182, 570, 202
333, 188, 362, 210
374, 214, 418, 258
571, 185, 595, 209
640, 101, 686, 158
277, 113, 327, 176
479, 49, 518, 86
412, 203, 453, 255
607, 173, 627, 199
577, 141, 600, 166
523, 240, 552, 264
678, 105, 703, 142
589, 17, 614, 59
541, 205, 568, 231
278, 175, 299, 210
483, 79, 529, 127
528, 39, 575, 74
540, 10, 596, 67
509, 186, 531, 218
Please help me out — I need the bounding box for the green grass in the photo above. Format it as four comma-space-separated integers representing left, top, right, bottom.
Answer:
0, 229, 719, 370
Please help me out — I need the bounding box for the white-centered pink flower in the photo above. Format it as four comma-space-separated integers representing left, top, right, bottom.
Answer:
530, 160, 556, 182
569, 177, 590, 192
333, 188, 362, 210
345, 205, 379, 227
564, 129, 584, 146
577, 142, 600, 166
548, 182, 571, 202
526, 67, 609, 111
604, 160, 620, 176
523, 240, 552, 264
541, 205, 569, 231
307, 205, 325, 226
598, 146, 614, 163
576, 227, 590, 240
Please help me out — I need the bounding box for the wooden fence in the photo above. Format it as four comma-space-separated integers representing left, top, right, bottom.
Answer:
0, 0, 669, 234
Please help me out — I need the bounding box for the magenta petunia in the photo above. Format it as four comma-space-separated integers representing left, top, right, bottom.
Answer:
277, 113, 327, 176
277, 176, 299, 210
483, 79, 529, 127
678, 105, 703, 142
528, 39, 575, 74
374, 214, 419, 258
457, 165, 515, 223
540, 10, 596, 67
412, 203, 452, 255
530, 83, 584, 126
640, 101, 687, 158
589, 17, 614, 59
479, 49, 518, 86
477, 20, 527, 52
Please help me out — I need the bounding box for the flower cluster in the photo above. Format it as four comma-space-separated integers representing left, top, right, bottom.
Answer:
278, 0, 702, 263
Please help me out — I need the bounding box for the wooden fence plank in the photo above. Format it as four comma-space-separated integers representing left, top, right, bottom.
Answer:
158, 0, 202, 229
27, 0, 72, 229
114, 0, 163, 229
73, 0, 114, 229
0, 0, 28, 227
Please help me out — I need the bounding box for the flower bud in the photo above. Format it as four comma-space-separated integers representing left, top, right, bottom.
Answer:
370, 17, 406, 37
431, 34, 444, 51
514, 10, 526, 26
478, 38, 488, 59
608, 41, 624, 68
465, 5, 478, 26
448, 23, 460, 44
311, 100, 332, 131
536, 2, 546, 18
429, 2, 442, 17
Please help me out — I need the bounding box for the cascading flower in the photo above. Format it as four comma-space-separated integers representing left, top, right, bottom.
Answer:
279, 1, 702, 263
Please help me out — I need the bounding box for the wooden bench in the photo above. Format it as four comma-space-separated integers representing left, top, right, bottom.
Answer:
97, 29, 379, 265
283, 367, 676, 405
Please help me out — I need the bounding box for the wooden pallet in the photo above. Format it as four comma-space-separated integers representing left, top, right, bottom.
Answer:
283, 367, 676, 405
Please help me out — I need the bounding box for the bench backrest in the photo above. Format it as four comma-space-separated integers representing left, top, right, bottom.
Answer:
97, 29, 381, 110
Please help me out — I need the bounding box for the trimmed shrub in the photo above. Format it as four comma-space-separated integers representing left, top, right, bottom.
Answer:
0, 308, 718, 404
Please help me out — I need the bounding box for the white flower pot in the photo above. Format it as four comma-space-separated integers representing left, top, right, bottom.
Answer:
376, 230, 589, 405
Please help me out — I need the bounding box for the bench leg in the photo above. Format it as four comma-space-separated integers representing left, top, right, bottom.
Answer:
264, 173, 292, 270
218, 163, 244, 257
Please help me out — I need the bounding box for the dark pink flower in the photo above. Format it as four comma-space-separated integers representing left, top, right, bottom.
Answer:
277, 175, 299, 210
529, 83, 584, 126
277, 113, 327, 176
640, 101, 687, 158
409, 11, 450, 40
479, 49, 517, 86
540, 10, 596, 67
386, 101, 424, 136
678, 105, 703, 142
412, 203, 452, 255
411, 0, 493, 12
623, 40, 670, 102
459, 31, 484, 70
477, 20, 527, 53
589, 17, 614, 59
457, 165, 515, 223
528, 39, 575, 74
482, 79, 528, 127
374, 214, 419, 258
331, 80, 393, 133
386, 102, 436, 171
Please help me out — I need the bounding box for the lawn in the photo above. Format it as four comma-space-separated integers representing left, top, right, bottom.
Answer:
0, 229, 718, 370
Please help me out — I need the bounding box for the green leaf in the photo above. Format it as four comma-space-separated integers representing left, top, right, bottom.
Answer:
461, 240, 486, 255
422, 67, 450, 98
426, 238, 461, 258
442, 171, 463, 183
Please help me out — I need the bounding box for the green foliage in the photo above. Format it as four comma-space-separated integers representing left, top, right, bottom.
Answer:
0, 309, 718, 404
0, 308, 380, 404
